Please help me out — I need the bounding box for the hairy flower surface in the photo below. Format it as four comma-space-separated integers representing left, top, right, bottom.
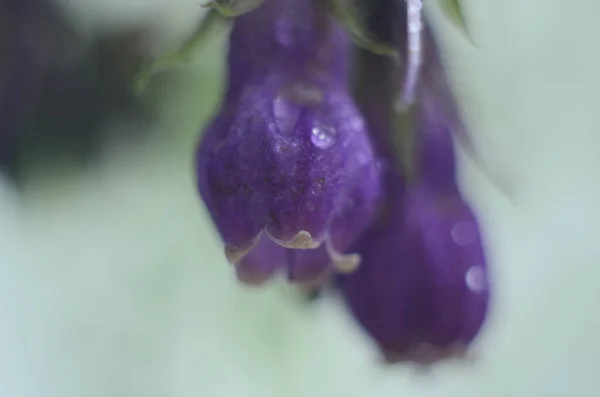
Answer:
196, 0, 381, 285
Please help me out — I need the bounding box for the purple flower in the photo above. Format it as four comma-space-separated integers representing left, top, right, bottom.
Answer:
194, 0, 493, 364
338, 176, 489, 364
196, 0, 381, 286
337, 13, 490, 364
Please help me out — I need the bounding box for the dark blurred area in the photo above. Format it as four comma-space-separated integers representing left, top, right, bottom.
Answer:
0, 0, 158, 184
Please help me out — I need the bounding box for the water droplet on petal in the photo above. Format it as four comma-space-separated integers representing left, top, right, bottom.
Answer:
451, 221, 477, 246
465, 266, 487, 292
326, 241, 361, 273
310, 122, 337, 149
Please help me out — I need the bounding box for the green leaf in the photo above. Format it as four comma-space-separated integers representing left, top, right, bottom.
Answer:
439, 0, 470, 38
202, 0, 265, 17
132, 10, 227, 95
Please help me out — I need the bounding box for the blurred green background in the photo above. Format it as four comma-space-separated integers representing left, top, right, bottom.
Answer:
1, 0, 600, 396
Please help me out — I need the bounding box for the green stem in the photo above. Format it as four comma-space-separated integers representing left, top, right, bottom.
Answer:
133, 9, 228, 95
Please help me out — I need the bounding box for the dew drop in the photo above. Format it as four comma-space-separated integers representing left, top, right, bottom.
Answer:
451, 221, 477, 246
465, 266, 487, 292
310, 123, 337, 149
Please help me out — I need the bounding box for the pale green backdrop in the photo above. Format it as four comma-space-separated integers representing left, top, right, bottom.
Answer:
1, 1, 599, 396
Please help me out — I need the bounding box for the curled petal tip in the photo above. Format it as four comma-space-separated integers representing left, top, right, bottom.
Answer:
224, 234, 261, 264
271, 230, 322, 249
225, 245, 251, 264
326, 242, 361, 273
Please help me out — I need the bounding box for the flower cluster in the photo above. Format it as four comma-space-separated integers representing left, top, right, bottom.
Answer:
196, 0, 490, 365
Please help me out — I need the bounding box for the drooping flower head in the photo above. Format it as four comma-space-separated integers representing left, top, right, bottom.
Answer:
196, 0, 381, 286
337, 109, 490, 364
337, 1, 490, 365
194, 0, 492, 365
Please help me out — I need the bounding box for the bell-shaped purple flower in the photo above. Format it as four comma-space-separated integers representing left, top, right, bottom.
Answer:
337, 14, 490, 364
196, 0, 381, 285
338, 179, 489, 364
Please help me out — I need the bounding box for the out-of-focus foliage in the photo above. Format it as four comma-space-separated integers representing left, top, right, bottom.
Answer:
439, 0, 470, 36
0, 0, 157, 183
